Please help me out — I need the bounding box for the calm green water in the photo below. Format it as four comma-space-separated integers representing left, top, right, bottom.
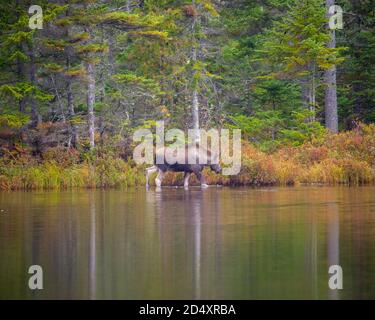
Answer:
0, 186, 374, 300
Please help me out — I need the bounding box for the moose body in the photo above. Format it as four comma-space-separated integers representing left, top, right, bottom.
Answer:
145, 145, 222, 188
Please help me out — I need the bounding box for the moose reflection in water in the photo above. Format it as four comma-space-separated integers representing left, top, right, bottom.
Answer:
145, 144, 222, 189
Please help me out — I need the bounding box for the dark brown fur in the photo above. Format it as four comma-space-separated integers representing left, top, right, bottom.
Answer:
146, 144, 221, 188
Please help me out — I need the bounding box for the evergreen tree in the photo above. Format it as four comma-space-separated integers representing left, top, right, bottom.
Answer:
260, 0, 345, 121
338, 0, 375, 127
0, 0, 63, 127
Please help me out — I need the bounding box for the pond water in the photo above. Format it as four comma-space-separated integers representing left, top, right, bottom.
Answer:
0, 186, 374, 300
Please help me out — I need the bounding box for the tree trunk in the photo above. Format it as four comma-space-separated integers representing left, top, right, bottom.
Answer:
87, 62, 96, 149
28, 38, 41, 127
300, 76, 315, 122
191, 1, 200, 142
108, 30, 115, 77
324, 0, 339, 133
65, 8, 77, 148
99, 28, 106, 104
192, 86, 200, 142
311, 72, 316, 122
67, 79, 77, 148
17, 51, 26, 113
15, 0, 25, 113
51, 75, 66, 123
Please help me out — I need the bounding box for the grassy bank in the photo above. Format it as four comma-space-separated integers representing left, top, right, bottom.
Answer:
0, 150, 146, 190
1, 124, 375, 190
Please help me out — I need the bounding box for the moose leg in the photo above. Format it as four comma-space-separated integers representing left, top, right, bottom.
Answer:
195, 170, 208, 188
145, 166, 158, 189
155, 169, 165, 188
184, 172, 191, 189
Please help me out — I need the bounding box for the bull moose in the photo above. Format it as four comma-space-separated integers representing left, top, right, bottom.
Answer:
145, 144, 222, 188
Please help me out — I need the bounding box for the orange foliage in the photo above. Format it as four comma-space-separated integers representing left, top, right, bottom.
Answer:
183, 5, 198, 17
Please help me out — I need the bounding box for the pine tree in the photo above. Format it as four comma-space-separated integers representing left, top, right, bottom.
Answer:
339, 0, 375, 127
48, 0, 166, 148
0, 1, 63, 127
260, 0, 345, 122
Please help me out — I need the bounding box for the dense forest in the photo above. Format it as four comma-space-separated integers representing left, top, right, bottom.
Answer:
0, 0, 374, 189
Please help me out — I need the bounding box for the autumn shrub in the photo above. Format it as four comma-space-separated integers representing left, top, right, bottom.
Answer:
273, 158, 301, 185
339, 158, 374, 185
301, 157, 374, 185
295, 144, 329, 165
23, 166, 45, 189
42, 147, 80, 168
0, 124, 374, 190
60, 165, 87, 188
0, 175, 10, 190
86, 153, 144, 188
229, 143, 276, 186
0, 159, 146, 190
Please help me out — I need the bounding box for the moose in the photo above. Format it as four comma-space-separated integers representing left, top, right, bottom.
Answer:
145, 144, 222, 189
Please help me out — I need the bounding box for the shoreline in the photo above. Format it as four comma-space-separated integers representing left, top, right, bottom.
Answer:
1, 125, 375, 191
1, 181, 375, 192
